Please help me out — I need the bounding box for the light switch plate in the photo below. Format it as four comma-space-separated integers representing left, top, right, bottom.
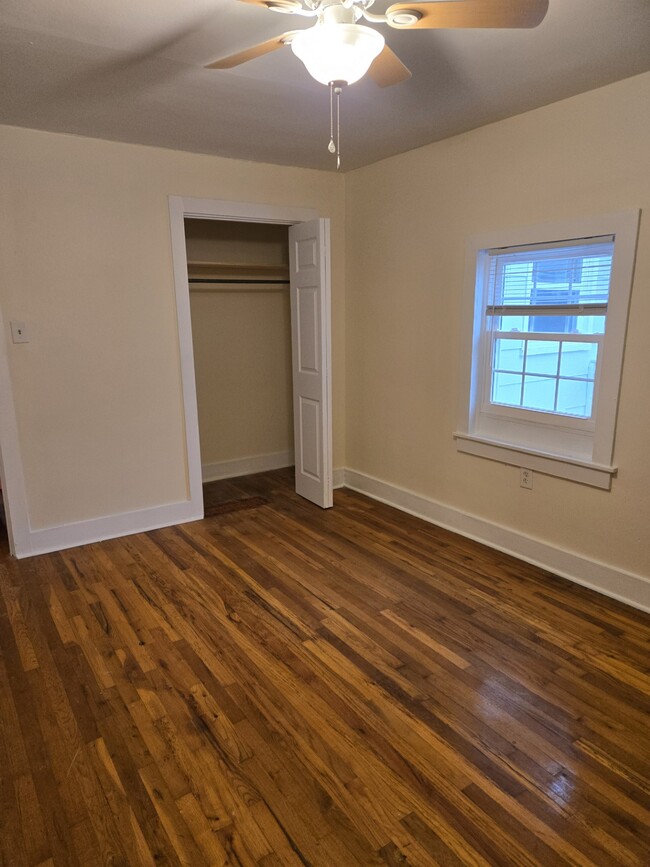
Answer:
10, 321, 30, 343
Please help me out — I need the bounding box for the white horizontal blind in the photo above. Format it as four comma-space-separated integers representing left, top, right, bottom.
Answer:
487, 236, 614, 310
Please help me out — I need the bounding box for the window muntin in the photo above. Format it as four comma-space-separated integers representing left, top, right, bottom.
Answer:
490, 337, 598, 417
483, 237, 613, 421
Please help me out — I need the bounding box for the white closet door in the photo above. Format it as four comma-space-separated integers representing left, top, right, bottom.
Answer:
289, 218, 333, 508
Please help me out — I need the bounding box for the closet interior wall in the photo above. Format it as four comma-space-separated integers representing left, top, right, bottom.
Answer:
184, 219, 294, 482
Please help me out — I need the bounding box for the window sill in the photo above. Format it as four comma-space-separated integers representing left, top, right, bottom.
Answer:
453, 432, 616, 489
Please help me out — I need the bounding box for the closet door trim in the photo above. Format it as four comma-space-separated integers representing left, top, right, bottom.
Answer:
168, 196, 319, 519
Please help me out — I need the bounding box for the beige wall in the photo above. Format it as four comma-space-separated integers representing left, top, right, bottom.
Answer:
345, 72, 650, 578
185, 220, 293, 467
0, 126, 345, 529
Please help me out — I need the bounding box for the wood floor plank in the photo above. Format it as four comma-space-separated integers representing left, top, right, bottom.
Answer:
1, 468, 648, 865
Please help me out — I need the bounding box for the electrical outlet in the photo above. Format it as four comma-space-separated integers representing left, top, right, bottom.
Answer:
520, 468, 533, 490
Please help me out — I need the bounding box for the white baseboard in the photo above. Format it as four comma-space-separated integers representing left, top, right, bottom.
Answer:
202, 451, 293, 483
14, 499, 202, 559
342, 468, 650, 614
18, 462, 646, 615
13, 452, 309, 559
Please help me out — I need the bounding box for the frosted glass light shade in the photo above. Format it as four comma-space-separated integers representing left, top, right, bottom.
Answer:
291, 23, 385, 85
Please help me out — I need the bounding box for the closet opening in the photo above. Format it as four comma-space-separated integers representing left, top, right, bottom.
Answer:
184, 218, 294, 512
169, 195, 333, 518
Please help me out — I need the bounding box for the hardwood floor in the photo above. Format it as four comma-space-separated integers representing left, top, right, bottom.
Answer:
1, 468, 649, 866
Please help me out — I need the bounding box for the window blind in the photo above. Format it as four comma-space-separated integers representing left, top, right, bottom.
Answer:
486, 236, 614, 311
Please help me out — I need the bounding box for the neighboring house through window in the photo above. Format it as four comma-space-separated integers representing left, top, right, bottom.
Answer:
455, 211, 640, 489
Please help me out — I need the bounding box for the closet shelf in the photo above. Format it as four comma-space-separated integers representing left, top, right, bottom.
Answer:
187, 260, 289, 282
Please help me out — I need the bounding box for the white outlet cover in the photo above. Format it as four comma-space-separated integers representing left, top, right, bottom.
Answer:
520, 468, 534, 489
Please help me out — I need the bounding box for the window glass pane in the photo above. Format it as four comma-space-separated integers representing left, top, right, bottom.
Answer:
492, 372, 522, 407
522, 376, 556, 412
576, 316, 606, 335
495, 315, 528, 332
557, 378, 594, 418
494, 339, 524, 372
524, 341, 559, 376
530, 314, 576, 334
559, 342, 598, 379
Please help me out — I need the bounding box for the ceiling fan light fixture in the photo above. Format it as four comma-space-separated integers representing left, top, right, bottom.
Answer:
291, 22, 385, 85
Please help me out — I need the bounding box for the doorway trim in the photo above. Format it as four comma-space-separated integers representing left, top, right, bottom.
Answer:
168, 196, 320, 518
0, 304, 31, 556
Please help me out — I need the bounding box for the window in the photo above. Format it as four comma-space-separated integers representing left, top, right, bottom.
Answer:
487, 238, 610, 419
456, 211, 640, 488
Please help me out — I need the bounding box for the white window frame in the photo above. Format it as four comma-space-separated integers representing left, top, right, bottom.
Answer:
455, 210, 640, 489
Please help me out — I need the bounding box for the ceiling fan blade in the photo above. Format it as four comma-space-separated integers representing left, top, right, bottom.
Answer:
236, 0, 302, 8
205, 31, 298, 69
386, 0, 549, 29
368, 46, 412, 87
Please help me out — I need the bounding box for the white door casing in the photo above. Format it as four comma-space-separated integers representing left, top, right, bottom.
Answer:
169, 197, 333, 514
289, 218, 333, 508
0, 304, 31, 556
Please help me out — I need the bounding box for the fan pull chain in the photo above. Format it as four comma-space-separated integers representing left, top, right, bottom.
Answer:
328, 81, 344, 170
336, 83, 341, 170
328, 82, 336, 155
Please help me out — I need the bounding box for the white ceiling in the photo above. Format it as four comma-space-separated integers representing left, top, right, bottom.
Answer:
1, 0, 649, 171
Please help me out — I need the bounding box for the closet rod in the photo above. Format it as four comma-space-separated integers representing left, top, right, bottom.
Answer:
188, 278, 289, 285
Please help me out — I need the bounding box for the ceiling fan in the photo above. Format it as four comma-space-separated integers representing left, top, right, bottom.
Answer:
206, 0, 549, 88
206, 0, 549, 167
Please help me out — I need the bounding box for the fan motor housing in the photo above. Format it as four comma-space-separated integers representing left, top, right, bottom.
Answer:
321, 3, 361, 24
